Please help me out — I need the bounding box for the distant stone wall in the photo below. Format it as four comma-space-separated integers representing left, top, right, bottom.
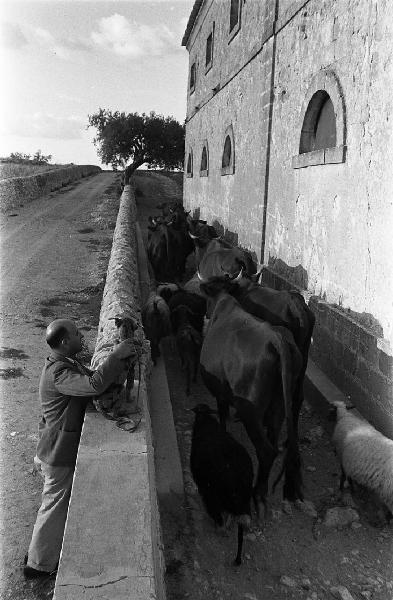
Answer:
0, 164, 101, 213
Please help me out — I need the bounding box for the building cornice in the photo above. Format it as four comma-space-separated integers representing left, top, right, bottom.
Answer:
181, 0, 206, 47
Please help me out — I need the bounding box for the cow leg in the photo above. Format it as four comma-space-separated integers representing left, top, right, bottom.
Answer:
233, 398, 277, 514
292, 373, 305, 438
192, 349, 199, 382
292, 316, 314, 436
192, 361, 198, 382
199, 366, 230, 431
216, 397, 230, 431
185, 359, 191, 396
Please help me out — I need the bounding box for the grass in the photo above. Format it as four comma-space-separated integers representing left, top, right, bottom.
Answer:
0, 163, 65, 180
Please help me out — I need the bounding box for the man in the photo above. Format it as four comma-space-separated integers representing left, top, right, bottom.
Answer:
24, 318, 136, 578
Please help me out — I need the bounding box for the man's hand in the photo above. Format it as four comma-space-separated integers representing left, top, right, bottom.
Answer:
32, 455, 44, 479
111, 339, 137, 360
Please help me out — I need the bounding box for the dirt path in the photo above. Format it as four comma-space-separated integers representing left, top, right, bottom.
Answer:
0, 171, 122, 599
134, 172, 393, 600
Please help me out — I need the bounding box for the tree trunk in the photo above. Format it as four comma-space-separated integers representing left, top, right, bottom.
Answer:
124, 157, 146, 184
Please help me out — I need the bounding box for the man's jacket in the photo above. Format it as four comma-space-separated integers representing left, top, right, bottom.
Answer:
36, 351, 126, 467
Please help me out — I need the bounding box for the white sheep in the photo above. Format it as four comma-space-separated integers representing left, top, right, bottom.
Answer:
332, 401, 393, 518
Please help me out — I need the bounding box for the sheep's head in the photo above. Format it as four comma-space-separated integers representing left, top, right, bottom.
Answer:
329, 401, 356, 422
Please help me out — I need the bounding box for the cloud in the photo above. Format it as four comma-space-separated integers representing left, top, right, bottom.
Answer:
14, 25, 92, 60
0, 21, 28, 49
91, 13, 180, 58
1, 114, 85, 140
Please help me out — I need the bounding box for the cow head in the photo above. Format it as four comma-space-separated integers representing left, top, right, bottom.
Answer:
197, 269, 243, 317
188, 220, 218, 248
156, 282, 180, 303
148, 215, 166, 231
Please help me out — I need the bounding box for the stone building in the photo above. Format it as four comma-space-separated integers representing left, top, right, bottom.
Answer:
182, 0, 393, 435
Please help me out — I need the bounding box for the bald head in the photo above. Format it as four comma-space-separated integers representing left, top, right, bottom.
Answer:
46, 319, 78, 351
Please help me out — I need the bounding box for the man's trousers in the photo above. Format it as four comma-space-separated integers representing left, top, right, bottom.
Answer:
27, 461, 74, 572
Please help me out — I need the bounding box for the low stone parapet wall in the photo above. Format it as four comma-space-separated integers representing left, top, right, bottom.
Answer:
53, 185, 166, 600
0, 164, 101, 213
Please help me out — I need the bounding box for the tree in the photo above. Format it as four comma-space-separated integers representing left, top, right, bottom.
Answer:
32, 150, 52, 165
4, 151, 52, 164
87, 109, 185, 183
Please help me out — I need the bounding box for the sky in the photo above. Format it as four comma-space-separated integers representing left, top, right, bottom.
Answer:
0, 0, 194, 166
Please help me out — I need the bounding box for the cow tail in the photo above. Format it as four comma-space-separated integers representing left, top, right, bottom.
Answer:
273, 334, 303, 502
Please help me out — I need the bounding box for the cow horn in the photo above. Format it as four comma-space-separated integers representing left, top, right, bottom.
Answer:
152, 218, 157, 226
197, 270, 206, 282
189, 232, 199, 239
233, 267, 244, 281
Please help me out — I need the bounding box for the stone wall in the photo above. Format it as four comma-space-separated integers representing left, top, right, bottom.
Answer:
0, 164, 101, 213
54, 185, 166, 600
262, 265, 393, 439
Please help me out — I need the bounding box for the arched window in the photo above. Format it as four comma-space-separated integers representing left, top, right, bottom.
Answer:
200, 144, 209, 176
205, 26, 214, 72
222, 136, 231, 168
189, 62, 196, 94
186, 150, 193, 178
300, 91, 337, 154
221, 126, 235, 175
292, 69, 346, 169
229, 0, 242, 36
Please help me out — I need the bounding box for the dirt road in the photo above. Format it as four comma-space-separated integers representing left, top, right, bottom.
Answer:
0, 171, 122, 599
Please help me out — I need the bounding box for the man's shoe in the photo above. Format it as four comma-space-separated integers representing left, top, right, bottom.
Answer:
23, 565, 52, 578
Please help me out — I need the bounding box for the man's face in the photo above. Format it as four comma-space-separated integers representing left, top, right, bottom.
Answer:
65, 324, 84, 356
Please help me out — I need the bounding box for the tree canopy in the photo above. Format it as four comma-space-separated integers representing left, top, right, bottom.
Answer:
1, 150, 52, 165
87, 109, 185, 182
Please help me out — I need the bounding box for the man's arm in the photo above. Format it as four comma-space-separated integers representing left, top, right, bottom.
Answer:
53, 341, 136, 396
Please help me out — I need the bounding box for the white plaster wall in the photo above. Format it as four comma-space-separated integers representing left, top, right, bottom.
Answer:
266, 0, 393, 347
186, 0, 274, 119
183, 0, 393, 347
184, 45, 273, 254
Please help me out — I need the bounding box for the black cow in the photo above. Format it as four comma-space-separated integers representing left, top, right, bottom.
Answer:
174, 308, 203, 396
198, 287, 303, 509
141, 292, 172, 364
166, 212, 194, 279
147, 206, 194, 282
188, 219, 257, 278
190, 404, 253, 565
147, 221, 173, 282
156, 282, 181, 304
168, 290, 207, 335
199, 272, 315, 436
197, 241, 257, 279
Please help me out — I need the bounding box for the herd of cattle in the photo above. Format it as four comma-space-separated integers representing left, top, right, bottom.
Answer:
141, 200, 392, 566
141, 200, 317, 564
